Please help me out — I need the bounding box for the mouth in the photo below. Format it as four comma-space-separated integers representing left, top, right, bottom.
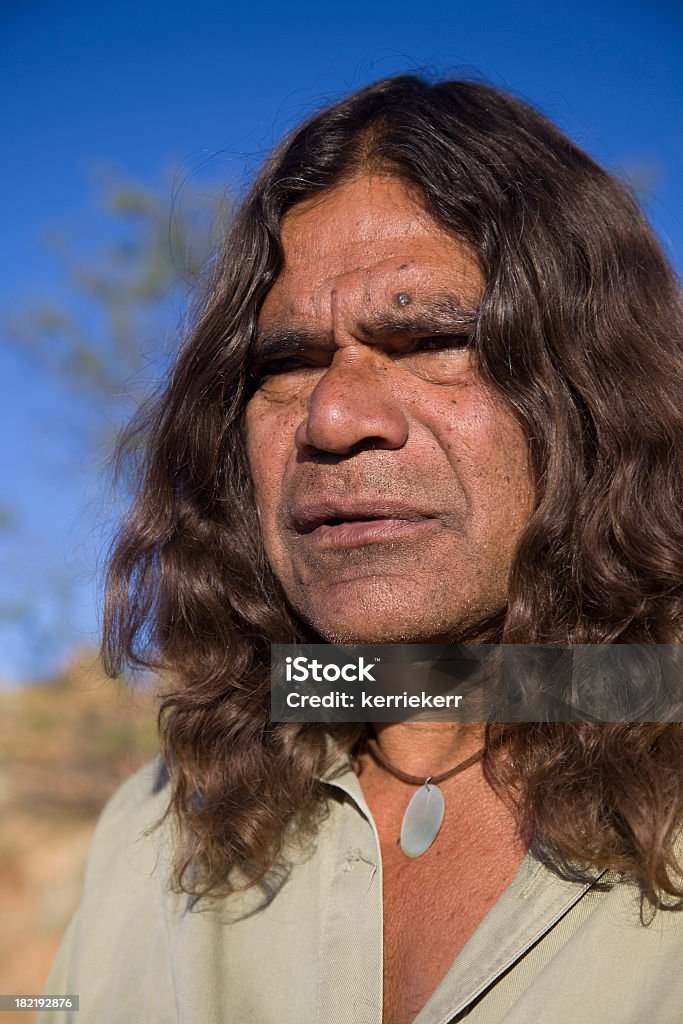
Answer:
290, 499, 436, 548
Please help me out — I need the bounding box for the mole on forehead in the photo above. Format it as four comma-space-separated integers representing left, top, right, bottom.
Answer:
254, 289, 478, 358
262, 287, 472, 327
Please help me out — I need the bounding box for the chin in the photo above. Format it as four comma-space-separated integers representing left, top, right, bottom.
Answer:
294, 595, 507, 646
297, 610, 458, 646
286, 573, 508, 645
313, 623, 417, 645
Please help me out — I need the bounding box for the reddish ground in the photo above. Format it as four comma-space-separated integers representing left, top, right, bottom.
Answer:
0, 652, 159, 1024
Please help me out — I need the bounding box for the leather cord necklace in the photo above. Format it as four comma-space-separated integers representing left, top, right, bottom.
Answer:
366, 738, 485, 858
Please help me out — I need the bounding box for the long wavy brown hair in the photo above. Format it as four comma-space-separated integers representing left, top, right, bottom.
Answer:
101, 75, 683, 909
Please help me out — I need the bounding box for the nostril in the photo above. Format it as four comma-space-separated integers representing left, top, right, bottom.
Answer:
349, 437, 386, 456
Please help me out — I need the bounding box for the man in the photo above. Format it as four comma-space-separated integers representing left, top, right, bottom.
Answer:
41, 75, 683, 1023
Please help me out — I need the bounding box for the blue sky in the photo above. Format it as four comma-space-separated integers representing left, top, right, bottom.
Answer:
1, 0, 682, 682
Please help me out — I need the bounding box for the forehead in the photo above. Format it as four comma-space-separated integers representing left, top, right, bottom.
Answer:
259, 175, 483, 327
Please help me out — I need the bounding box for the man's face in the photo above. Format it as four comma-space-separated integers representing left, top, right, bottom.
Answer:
244, 175, 534, 643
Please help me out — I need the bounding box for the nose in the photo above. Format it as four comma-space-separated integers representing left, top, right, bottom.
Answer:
294, 348, 410, 457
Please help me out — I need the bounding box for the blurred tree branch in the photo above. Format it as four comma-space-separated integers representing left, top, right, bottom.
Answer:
5, 165, 233, 433
0, 167, 232, 665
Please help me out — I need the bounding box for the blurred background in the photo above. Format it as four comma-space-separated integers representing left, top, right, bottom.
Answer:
1, 0, 682, 1012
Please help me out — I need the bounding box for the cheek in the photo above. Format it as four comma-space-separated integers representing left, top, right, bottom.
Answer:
431, 393, 533, 521
244, 402, 275, 507
244, 399, 297, 516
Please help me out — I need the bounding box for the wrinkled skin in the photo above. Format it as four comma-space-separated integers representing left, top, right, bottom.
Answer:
245, 175, 534, 644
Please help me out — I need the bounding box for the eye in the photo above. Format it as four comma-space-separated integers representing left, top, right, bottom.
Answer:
394, 333, 475, 384
248, 355, 328, 388
408, 333, 473, 352
394, 333, 474, 361
253, 356, 315, 377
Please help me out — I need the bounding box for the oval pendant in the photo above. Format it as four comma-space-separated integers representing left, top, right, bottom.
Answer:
400, 783, 445, 858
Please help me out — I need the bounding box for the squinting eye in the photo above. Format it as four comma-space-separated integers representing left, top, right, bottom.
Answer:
395, 333, 475, 384
260, 358, 302, 376
250, 357, 324, 383
409, 334, 473, 352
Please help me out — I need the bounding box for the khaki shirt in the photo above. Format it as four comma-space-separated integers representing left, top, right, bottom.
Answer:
40, 755, 683, 1024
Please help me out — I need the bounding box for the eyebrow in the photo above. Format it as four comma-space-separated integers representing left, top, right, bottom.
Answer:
251, 292, 479, 364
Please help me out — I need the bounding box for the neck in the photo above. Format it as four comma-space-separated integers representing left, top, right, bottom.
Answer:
369, 722, 485, 777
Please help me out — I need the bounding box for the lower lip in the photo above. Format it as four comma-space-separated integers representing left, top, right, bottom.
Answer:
299, 517, 436, 549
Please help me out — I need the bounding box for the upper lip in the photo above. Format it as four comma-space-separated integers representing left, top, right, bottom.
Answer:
291, 498, 436, 534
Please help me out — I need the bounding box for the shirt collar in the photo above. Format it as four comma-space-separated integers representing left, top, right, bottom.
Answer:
317, 734, 614, 1024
